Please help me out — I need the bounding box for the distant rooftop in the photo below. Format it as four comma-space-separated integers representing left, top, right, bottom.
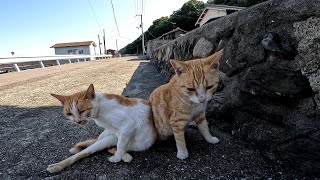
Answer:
195, 4, 245, 26
205, 4, 246, 11
50, 41, 96, 48
157, 27, 187, 40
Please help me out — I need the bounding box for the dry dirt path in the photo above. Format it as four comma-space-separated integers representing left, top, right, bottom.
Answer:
0, 56, 145, 107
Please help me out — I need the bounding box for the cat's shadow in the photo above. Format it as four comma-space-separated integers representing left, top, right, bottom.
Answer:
121, 61, 167, 100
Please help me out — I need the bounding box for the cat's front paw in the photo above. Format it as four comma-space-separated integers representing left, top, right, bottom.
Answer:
207, 136, 220, 144
122, 153, 132, 163
177, 150, 189, 160
108, 155, 122, 163
47, 163, 64, 173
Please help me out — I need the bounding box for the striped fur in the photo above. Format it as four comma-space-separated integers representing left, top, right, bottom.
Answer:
149, 50, 223, 159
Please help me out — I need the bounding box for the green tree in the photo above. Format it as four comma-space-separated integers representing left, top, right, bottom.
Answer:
170, 0, 205, 31
120, 0, 204, 54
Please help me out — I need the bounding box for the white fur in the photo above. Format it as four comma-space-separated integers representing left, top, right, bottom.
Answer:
47, 92, 156, 173
70, 101, 80, 122
190, 83, 213, 104
90, 93, 155, 152
197, 118, 219, 144
88, 93, 155, 162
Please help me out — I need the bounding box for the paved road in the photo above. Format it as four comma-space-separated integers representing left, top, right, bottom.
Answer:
0, 57, 302, 179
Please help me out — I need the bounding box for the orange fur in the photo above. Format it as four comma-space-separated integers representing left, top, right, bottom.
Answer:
51, 91, 93, 118
149, 50, 223, 159
69, 139, 97, 154
48, 84, 157, 173
104, 94, 138, 106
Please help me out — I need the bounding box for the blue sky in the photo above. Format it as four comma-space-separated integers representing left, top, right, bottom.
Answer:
0, 0, 205, 57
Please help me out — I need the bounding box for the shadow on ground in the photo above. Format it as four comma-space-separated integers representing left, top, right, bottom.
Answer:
0, 61, 305, 179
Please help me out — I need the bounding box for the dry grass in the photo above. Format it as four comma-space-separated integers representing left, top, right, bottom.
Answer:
0, 56, 147, 107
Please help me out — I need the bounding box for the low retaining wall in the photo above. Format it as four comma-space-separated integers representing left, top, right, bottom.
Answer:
150, 0, 320, 176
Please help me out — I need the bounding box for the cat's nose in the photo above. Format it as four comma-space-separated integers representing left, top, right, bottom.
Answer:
198, 96, 206, 103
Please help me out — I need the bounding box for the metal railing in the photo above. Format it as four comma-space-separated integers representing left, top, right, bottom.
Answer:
0, 54, 112, 72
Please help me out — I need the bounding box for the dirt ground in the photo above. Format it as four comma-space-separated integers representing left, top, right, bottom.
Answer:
0, 57, 144, 107
0, 57, 305, 179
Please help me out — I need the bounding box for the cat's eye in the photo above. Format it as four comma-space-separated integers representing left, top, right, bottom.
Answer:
187, 88, 196, 91
79, 110, 86, 114
206, 86, 214, 90
66, 113, 72, 116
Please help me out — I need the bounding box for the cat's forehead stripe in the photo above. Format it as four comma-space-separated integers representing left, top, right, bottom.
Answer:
191, 62, 205, 86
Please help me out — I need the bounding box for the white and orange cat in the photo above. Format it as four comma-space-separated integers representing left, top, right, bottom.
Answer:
149, 50, 223, 160
48, 84, 157, 173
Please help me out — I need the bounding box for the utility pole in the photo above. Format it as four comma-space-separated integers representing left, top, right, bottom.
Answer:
103, 29, 106, 54
98, 34, 102, 55
136, 0, 146, 55
136, 14, 146, 55
116, 38, 119, 55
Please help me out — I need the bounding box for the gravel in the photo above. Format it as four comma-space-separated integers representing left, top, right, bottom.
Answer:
0, 57, 305, 179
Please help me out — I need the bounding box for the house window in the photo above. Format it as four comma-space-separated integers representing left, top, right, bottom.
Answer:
79, 50, 84, 54
67, 49, 77, 54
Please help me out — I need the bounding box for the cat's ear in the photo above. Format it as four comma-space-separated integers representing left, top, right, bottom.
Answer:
51, 94, 66, 105
207, 49, 223, 69
170, 60, 185, 75
85, 84, 96, 99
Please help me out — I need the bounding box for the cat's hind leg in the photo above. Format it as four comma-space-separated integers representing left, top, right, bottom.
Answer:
69, 139, 97, 154
47, 135, 117, 173
108, 148, 132, 163
108, 130, 132, 163
100, 129, 132, 162
68, 129, 112, 154
195, 114, 219, 144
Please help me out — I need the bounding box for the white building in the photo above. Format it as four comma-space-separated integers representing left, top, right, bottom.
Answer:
50, 41, 97, 55
195, 5, 245, 27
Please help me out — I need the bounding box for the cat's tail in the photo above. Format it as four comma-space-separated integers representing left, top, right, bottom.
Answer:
69, 139, 97, 154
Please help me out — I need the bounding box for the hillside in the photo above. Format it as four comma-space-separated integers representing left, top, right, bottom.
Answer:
120, 0, 268, 54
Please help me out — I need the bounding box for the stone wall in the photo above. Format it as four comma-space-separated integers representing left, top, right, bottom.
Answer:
147, 39, 172, 58
149, 0, 320, 176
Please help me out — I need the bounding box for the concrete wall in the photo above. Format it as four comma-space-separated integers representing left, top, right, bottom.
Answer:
147, 39, 171, 58
89, 45, 96, 55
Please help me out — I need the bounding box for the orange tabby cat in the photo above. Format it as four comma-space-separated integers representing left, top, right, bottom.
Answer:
149, 50, 223, 159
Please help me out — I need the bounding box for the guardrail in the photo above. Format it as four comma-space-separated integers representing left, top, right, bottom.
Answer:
0, 54, 112, 72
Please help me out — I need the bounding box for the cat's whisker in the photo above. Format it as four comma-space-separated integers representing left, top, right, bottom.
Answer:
49, 84, 157, 173
150, 50, 223, 160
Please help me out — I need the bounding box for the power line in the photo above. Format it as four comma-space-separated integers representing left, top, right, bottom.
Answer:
134, 0, 141, 15
146, 30, 156, 38
110, 0, 120, 37
88, 0, 102, 33
138, 0, 141, 14
143, 0, 146, 16
134, 0, 138, 15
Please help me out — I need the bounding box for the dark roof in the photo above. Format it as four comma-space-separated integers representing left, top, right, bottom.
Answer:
50, 41, 96, 48
157, 28, 187, 40
205, 4, 246, 10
